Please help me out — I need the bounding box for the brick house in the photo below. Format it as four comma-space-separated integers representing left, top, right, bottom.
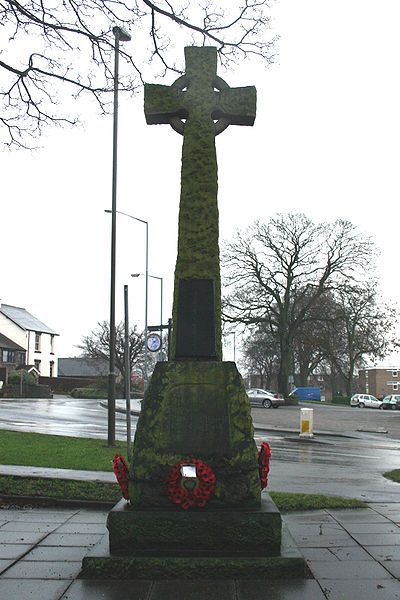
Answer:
358, 367, 400, 398
0, 332, 26, 384
0, 304, 59, 378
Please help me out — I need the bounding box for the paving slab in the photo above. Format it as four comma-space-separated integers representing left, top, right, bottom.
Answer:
55, 523, 107, 535
367, 546, 400, 561
2, 559, 82, 580
236, 579, 327, 600
320, 579, 400, 600
0, 530, 45, 544
340, 522, 400, 534
380, 561, 400, 578
0, 578, 71, 600
24, 546, 91, 562
327, 509, 390, 523
0, 543, 33, 559
0, 521, 60, 533
349, 533, 400, 546
66, 511, 108, 524
59, 579, 153, 600
149, 580, 235, 600
0, 559, 13, 574
39, 532, 104, 547
306, 560, 393, 580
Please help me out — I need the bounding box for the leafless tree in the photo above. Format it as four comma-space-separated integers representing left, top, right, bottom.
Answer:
240, 325, 280, 390
77, 320, 144, 383
320, 284, 398, 397
222, 213, 376, 396
1, 0, 277, 148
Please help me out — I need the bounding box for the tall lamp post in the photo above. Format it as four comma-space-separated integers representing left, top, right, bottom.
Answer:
132, 273, 163, 359
105, 209, 149, 391
108, 25, 131, 446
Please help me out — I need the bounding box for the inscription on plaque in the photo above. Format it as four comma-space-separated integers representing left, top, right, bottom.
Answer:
175, 278, 216, 360
162, 384, 230, 454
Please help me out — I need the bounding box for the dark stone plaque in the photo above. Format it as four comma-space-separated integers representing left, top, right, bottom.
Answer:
162, 384, 230, 454
175, 278, 216, 359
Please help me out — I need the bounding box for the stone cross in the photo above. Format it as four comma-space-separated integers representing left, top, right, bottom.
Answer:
145, 46, 256, 361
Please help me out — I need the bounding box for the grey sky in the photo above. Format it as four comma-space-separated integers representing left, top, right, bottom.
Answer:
2, 0, 399, 363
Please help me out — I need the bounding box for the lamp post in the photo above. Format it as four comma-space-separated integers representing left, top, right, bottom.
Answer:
132, 273, 163, 360
108, 25, 131, 446
105, 209, 149, 391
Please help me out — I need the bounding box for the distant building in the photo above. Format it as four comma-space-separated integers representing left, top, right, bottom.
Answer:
58, 357, 109, 378
0, 303, 59, 378
0, 332, 26, 384
358, 367, 400, 398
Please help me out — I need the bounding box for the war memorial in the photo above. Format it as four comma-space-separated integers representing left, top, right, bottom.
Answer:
82, 46, 308, 580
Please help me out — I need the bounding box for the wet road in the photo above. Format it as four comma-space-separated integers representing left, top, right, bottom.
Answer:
0, 397, 136, 439
1, 396, 399, 502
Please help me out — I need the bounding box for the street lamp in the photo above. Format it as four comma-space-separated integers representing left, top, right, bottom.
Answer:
132, 273, 163, 359
108, 25, 131, 446
105, 209, 149, 391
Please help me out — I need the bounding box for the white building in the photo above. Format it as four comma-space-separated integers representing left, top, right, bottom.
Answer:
0, 304, 59, 377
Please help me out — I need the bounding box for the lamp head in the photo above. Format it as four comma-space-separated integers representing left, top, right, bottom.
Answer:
112, 26, 131, 42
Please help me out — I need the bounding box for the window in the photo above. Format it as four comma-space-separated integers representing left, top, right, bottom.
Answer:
35, 333, 41, 352
393, 383, 399, 391
17, 352, 25, 366
34, 360, 41, 373
392, 370, 398, 378
2, 350, 14, 363
50, 335, 55, 354
49, 361, 54, 377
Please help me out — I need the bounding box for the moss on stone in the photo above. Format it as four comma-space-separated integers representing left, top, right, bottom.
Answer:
129, 361, 261, 508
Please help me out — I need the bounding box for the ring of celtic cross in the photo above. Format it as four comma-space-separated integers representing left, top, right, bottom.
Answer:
169, 75, 231, 136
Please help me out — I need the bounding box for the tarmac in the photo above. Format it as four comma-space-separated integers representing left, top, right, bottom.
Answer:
0, 404, 399, 599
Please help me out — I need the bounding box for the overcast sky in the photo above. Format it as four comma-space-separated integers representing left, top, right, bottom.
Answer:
2, 0, 400, 364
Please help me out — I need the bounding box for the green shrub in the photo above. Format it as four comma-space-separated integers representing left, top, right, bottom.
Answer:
8, 370, 37, 386
70, 387, 108, 399
331, 395, 350, 405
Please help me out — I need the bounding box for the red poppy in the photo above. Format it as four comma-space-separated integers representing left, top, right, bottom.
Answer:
166, 458, 216, 509
258, 442, 271, 489
112, 453, 130, 499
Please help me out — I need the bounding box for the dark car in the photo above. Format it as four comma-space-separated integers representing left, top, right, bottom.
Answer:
246, 388, 285, 409
381, 395, 400, 410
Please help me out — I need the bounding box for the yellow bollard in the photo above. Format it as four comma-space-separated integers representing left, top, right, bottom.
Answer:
300, 408, 314, 438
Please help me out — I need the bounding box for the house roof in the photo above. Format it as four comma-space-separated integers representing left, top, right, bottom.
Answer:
0, 304, 58, 335
0, 332, 25, 352
58, 357, 109, 377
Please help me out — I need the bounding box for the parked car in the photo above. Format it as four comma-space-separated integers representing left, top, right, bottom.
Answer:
381, 395, 400, 410
350, 394, 382, 409
246, 388, 285, 409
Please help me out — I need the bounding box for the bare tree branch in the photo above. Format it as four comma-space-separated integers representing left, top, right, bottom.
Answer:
1, 0, 276, 148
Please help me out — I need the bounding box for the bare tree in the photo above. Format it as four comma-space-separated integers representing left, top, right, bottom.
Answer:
1, 1, 276, 148
77, 320, 145, 384
240, 325, 280, 389
222, 213, 375, 396
320, 284, 398, 397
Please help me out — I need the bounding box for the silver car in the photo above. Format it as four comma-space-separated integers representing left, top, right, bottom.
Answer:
246, 388, 285, 409
350, 393, 382, 409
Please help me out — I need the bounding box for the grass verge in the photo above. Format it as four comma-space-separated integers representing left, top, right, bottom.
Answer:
0, 430, 126, 471
383, 469, 400, 483
0, 476, 367, 511
269, 491, 366, 512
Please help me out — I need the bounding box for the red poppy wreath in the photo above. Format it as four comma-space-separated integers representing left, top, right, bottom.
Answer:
166, 458, 216, 510
113, 453, 130, 499
258, 442, 271, 489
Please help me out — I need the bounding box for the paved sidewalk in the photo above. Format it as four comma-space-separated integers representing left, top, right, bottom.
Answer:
0, 502, 400, 599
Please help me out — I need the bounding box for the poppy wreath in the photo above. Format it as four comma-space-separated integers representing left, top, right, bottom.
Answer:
112, 454, 130, 499
258, 442, 271, 489
166, 458, 216, 510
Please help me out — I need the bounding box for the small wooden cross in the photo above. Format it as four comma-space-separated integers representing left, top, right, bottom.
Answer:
145, 47, 256, 361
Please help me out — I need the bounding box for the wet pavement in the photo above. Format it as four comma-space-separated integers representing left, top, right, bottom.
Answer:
0, 502, 400, 599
